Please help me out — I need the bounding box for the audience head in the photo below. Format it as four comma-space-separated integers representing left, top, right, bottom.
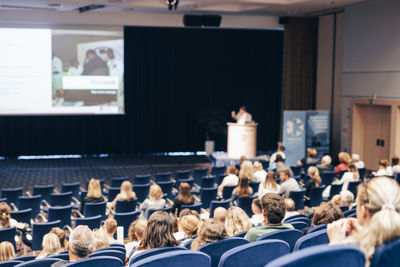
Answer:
239, 160, 254, 181
0, 202, 11, 228
177, 183, 194, 204
149, 184, 163, 200
239, 156, 247, 166
170, 214, 178, 233
252, 199, 262, 215
127, 219, 147, 243
179, 209, 200, 220
119, 180, 135, 200
180, 215, 200, 238
213, 207, 227, 224
137, 211, 179, 250
313, 202, 343, 226
378, 159, 389, 169
338, 152, 351, 164
392, 155, 399, 166
261, 193, 286, 224
87, 178, 102, 198
264, 171, 278, 187
104, 218, 117, 236
278, 145, 286, 153
191, 219, 227, 250
50, 227, 67, 251
284, 198, 295, 212
279, 168, 291, 182
352, 153, 361, 163
68, 225, 94, 259
253, 161, 263, 172
224, 207, 253, 237
306, 148, 317, 158
340, 190, 355, 207
348, 164, 360, 180
235, 176, 251, 197
307, 166, 321, 187
40, 233, 61, 257
321, 155, 332, 165
0, 241, 15, 262
239, 106, 246, 112
275, 154, 285, 163
92, 228, 109, 251
226, 165, 238, 175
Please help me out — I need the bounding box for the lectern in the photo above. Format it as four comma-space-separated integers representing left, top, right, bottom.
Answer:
227, 122, 258, 158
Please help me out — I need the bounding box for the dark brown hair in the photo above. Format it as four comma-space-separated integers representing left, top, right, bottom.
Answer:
261, 193, 286, 224
252, 198, 262, 212
137, 211, 179, 250
179, 209, 200, 220
312, 202, 343, 226
176, 183, 195, 204
235, 177, 251, 197
0, 202, 11, 228
263, 171, 278, 190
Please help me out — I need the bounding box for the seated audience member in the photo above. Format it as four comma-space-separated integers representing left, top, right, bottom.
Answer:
50, 227, 67, 252
51, 225, 94, 267
104, 218, 119, 244
0, 241, 15, 262
304, 166, 322, 206
92, 228, 110, 251
258, 171, 280, 197
352, 153, 365, 169
231, 177, 253, 204
191, 219, 227, 250
374, 159, 393, 177
218, 166, 239, 196
328, 177, 400, 266
225, 207, 253, 237
317, 155, 333, 173
179, 215, 200, 246
108, 180, 136, 209
125, 220, 147, 258
139, 184, 165, 219
269, 145, 286, 164
170, 214, 184, 242
239, 160, 254, 181
297, 148, 319, 166
273, 155, 286, 174
391, 155, 400, 174
213, 207, 227, 224
0, 202, 17, 229
279, 168, 300, 198
302, 202, 344, 234
250, 199, 264, 226
253, 161, 267, 183
238, 155, 247, 170
283, 198, 300, 220
129, 211, 179, 260
245, 193, 294, 242
335, 152, 351, 177
80, 178, 105, 213
331, 190, 355, 209
338, 164, 360, 191
37, 233, 61, 259
179, 209, 201, 221
171, 183, 195, 216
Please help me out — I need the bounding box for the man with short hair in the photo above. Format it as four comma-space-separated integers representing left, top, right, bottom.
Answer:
104, 218, 119, 244
283, 198, 300, 220
317, 155, 334, 173
231, 106, 252, 125
51, 225, 94, 267
245, 193, 293, 242
269, 145, 286, 164
279, 168, 300, 198
213, 207, 227, 224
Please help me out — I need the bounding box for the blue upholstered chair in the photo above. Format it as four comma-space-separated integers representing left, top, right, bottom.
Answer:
238, 196, 257, 217
209, 199, 231, 218
175, 170, 191, 180
63, 256, 123, 267
290, 166, 302, 177
14, 259, 62, 267
1, 188, 23, 206
321, 171, 335, 186
338, 170, 347, 179
111, 177, 129, 188
329, 184, 343, 199
107, 187, 120, 203
31, 220, 61, 250
134, 175, 151, 185
157, 181, 174, 199
33, 185, 54, 203
256, 229, 303, 252
348, 180, 362, 198
48, 205, 72, 228
370, 237, 400, 267
89, 249, 125, 264
309, 186, 326, 207
115, 199, 137, 213
265, 244, 365, 267
14, 255, 36, 262
48, 253, 69, 260
0, 227, 16, 249
10, 209, 32, 224
218, 240, 290, 267
284, 217, 310, 226
307, 224, 327, 234
75, 215, 102, 230
200, 176, 216, 189
84, 201, 106, 220
180, 202, 202, 213
155, 172, 172, 183
130, 250, 210, 267
358, 167, 366, 179
294, 229, 329, 251
200, 187, 218, 209
222, 185, 236, 200
51, 191, 72, 207
212, 166, 226, 177
129, 247, 187, 266
133, 183, 150, 203
0, 260, 23, 267
284, 214, 307, 221
18, 195, 42, 219
61, 182, 81, 200
289, 190, 305, 210
114, 210, 141, 238
193, 168, 209, 186
232, 231, 247, 238
344, 209, 357, 217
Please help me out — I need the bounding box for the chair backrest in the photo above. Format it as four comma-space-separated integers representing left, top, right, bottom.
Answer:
48, 205, 72, 228
232, 231, 247, 238
181, 202, 202, 213
290, 166, 302, 177
33, 185, 54, 203
0, 260, 23, 267
201, 176, 216, 189
114, 210, 141, 238
288, 190, 305, 210
348, 180, 362, 198
157, 181, 174, 199
48, 253, 69, 260
217, 174, 225, 185
309, 186, 326, 207
75, 215, 102, 230
32, 220, 61, 250
130, 250, 210, 267
284, 214, 307, 221
175, 170, 191, 180
10, 209, 32, 224
1, 188, 23, 206
96, 246, 126, 254
84, 201, 106, 220
238, 196, 257, 217
193, 168, 209, 186
133, 183, 151, 203
14, 258, 62, 267
249, 181, 259, 195
51, 191, 72, 207
18, 195, 42, 219
329, 184, 342, 199
183, 238, 194, 249
212, 166, 226, 177
115, 199, 137, 213
134, 175, 151, 185
294, 229, 329, 251
0, 227, 16, 249
14, 255, 36, 262
222, 185, 236, 200
358, 167, 366, 179
321, 171, 335, 186
200, 187, 218, 209
107, 187, 120, 203
370, 237, 400, 267
61, 182, 81, 200
155, 172, 172, 183
339, 205, 349, 212
111, 176, 129, 188
307, 224, 327, 234
80, 191, 88, 203
209, 199, 231, 218
198, 237, 249, 267
90, 249, 125, 263
338, 170, 347, 179
284, 217, 310, 226
344, 209, 357, 217
218, 239, 290, 267
63, 256, 123, 267
256, 229, 303, 252
129, 246, 187, 265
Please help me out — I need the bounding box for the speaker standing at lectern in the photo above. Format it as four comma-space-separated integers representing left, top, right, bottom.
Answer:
231, 106, 252, 125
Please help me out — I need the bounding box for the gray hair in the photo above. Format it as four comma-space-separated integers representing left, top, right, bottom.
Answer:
69, 225, 94, 258
321, 155, 332, 165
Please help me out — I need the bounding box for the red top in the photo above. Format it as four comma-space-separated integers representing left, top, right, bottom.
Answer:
335, 163, 349, 176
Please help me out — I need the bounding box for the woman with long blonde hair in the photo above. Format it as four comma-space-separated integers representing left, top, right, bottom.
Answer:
224, 207, 253, 237
239, 160, 254, 181
339, 163, 360, 191
80, 178, 105, 213
92, 228, 110, 251
191, 219, 227, 250
36, 233, 61, 259
108, 180, 136, 209
258, 171, 280, 197
304, 166, 322, 207
139, 184, 166, 219
328, 177, 400, 267
0, 241, 15, 262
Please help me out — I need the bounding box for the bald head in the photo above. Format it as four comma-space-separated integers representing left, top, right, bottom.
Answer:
284, 198, 295, 212
213, 207, 227, 223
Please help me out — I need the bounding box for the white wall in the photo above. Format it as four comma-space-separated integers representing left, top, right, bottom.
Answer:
341, 0, 400, 151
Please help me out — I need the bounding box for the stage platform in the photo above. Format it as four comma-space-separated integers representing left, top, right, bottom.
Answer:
210, 152, 270, 167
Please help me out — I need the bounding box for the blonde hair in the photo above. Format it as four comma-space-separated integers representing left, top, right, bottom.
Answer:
0, 241, 15, 262
149, 184, 163, 200
87, 178, 102, 198
263, 171, 279, 191
226, 165, 237, 175
104, 218, 117, 235
191, 219, 227, 250
118, 181, 136, 201
224, 207, 253, 237
338, 152, 351, 164
50, 227, 66, 250
126, 219, 147, 243
348, 164, 360, 180
239, 161, 254, 181
180, 215, 200, 238
307, 166, 321, 187
253, 161, 263, 172
93, 228, 110, 251
38, 233, 61, 258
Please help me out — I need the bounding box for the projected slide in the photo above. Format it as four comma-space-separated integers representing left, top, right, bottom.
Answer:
0, 27, 124, 115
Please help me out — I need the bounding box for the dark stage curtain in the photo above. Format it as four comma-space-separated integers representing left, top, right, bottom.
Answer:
0, 26, 283, 156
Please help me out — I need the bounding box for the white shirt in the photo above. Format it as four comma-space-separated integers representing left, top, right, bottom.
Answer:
253, 170, 267, 183
258, 182, 280, 198
375, 167, 393, 177
269, 152, 286, 164
235, 112, 252, 125
354, 161, 365, 169
392, 165, 400, 174
339, 172, 358, 191
221, 174, 239, 188
125, 241, 139, 258
250, 214, 264, 226
67, 66, 83, 76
